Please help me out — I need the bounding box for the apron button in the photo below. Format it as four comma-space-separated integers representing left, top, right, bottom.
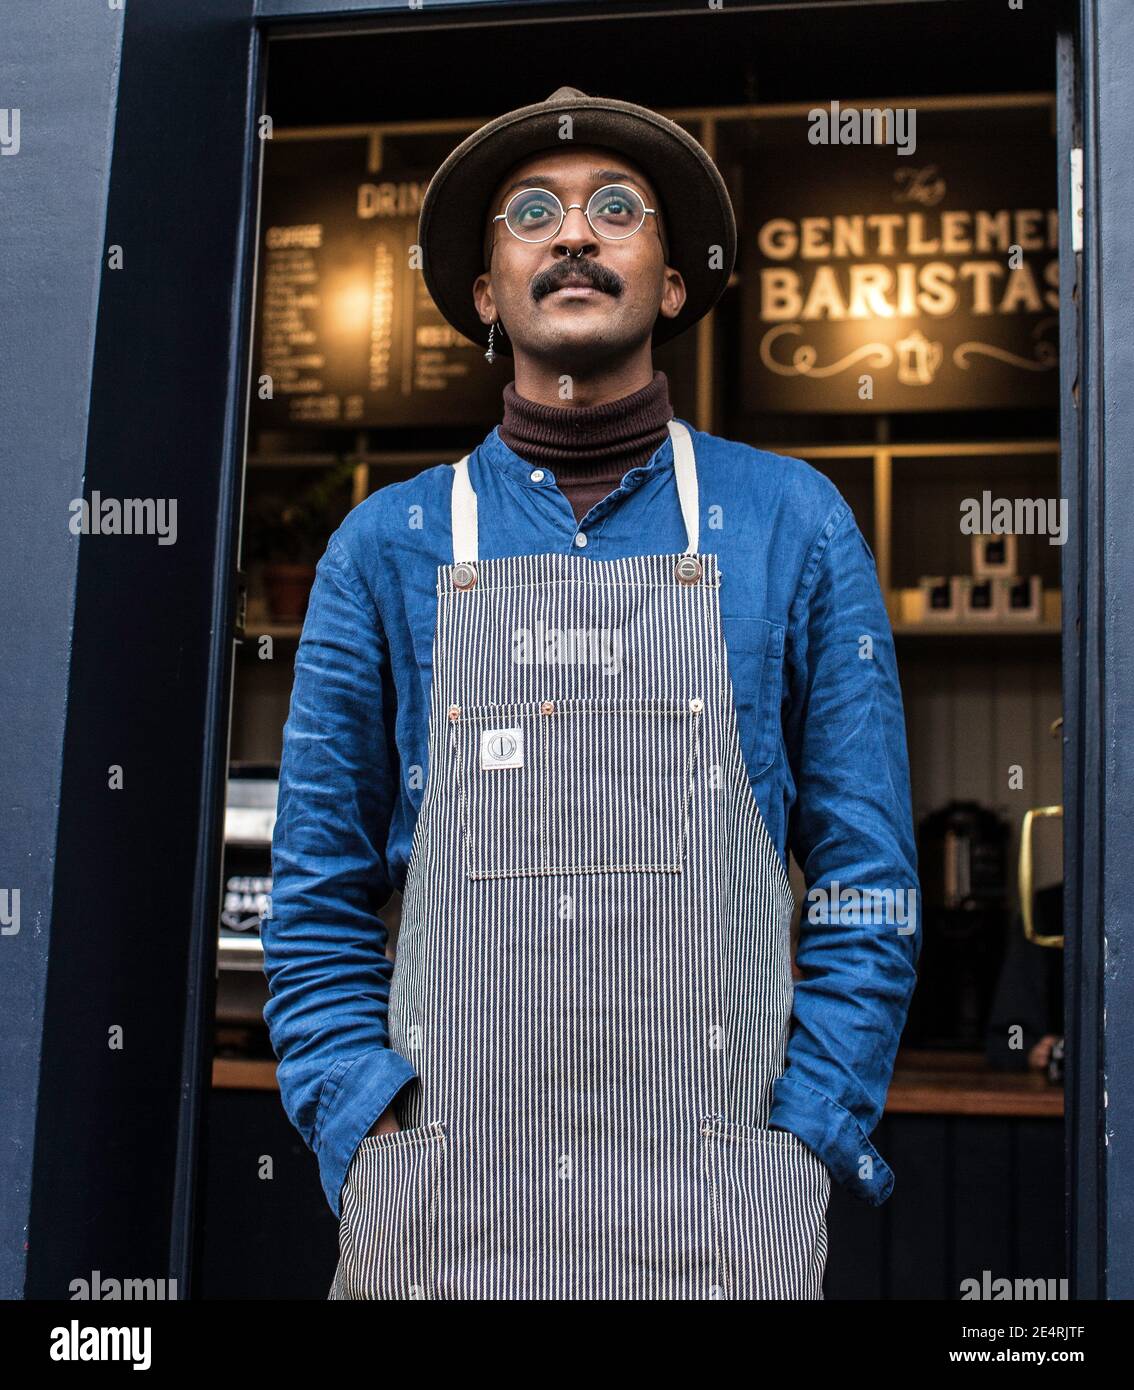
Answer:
540, 700, 555, 715
448, 705, 461, 722
689, 697, 704, 713
452, 561, 477, 590
675, 555, 702, 585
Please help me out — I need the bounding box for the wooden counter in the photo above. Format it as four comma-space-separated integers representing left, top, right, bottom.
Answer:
213, 1048, 1064, 1118
213, 1056, 280, 1091
885, 1049, 1063, 1117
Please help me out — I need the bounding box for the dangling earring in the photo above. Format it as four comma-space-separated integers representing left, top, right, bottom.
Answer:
485, 321, 497, 365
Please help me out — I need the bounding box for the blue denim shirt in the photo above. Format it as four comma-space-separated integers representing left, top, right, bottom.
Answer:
261, 420, 921, 1220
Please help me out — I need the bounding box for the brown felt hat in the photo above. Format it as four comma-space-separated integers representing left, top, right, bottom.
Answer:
419, 86, 737, 357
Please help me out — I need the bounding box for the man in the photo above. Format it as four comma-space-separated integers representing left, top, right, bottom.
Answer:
261, 87, 920, 1301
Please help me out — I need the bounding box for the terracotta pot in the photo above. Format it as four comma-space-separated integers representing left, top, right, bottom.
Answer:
264, 562, 316, 623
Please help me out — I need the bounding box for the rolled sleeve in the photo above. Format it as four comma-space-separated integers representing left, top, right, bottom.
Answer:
772, 504, 921, 1207
314, 1049, 417, 1218
260, 533, 417, 1218
770, 1073, 894, 1205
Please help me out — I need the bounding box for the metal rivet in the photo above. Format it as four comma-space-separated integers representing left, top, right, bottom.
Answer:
452, 561, 477, 590
448, 705, 460, 722
689, 697, 704, 713
675, 555, 702, 585
540, 700, 555, 716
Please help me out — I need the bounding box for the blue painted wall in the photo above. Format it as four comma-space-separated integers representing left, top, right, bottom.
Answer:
0, 0, 125, 1301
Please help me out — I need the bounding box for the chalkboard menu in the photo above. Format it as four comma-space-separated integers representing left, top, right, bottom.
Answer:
253, 136, 502, 429
741, 119, 1059, 413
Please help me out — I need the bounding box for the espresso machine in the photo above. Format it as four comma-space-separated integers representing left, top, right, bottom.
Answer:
216, 763, 277, 1027
904, 800, 1010, 1049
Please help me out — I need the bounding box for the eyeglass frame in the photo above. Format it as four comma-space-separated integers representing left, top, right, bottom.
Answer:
492, 183, 659, 245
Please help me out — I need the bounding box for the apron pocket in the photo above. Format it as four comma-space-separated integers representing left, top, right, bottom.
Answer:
701, 1114, 830, 1300
723, 617, 785, 778
450, 697, 702, 878
334, 1120, 446, 1300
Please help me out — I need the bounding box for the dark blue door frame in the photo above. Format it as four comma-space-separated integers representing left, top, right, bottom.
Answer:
4, 0, 261, 1299
2, 0, 1130, 1299
1065, 0, 1134, 1302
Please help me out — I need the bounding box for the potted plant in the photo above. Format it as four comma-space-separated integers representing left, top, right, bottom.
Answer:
244, 461, 356, 622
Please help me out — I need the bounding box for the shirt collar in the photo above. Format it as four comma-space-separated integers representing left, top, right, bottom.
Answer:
477, 423, 676, 497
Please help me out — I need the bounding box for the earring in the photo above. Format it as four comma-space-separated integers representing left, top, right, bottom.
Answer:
485, 321, 497, 365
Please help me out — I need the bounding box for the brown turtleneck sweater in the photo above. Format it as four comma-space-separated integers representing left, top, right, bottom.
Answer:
498, 371, 674, 523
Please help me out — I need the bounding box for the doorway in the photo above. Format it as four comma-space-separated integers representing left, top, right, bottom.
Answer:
204, 0, 1076, 1299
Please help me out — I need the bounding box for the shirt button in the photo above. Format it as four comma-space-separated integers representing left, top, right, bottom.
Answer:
530, 469, 545, 482
574, 533, 588, 548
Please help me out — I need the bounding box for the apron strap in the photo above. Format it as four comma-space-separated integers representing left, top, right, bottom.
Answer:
449, 422, 699, 563
451, 454, 479, 563
667, 419, 699, 555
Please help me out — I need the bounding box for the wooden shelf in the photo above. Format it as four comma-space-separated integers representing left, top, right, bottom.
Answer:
890, 585, 1061, 637
213, 1050, 1063, 1117
887, 1051, 1063, 1117
893, 619, 1060, 638
213, 1057, 278, 1090
241, 622, 302, 641
247, 452, 339, 469
772, 441, 1061, 623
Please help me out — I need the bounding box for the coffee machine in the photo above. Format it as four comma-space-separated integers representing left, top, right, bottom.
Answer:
216, 763, 277, 1024
904, 800, 1010, 1048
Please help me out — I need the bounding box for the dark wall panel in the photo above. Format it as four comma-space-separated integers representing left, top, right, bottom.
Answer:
24, 0, 257, 1298
0, 0, 125, 1303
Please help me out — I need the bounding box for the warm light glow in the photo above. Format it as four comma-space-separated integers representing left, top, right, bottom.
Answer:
328, 279, 372, 337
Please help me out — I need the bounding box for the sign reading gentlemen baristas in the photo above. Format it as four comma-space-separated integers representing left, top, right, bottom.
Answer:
740, 105, 1058, 413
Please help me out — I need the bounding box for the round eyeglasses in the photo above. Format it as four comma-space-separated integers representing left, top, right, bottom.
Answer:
493, 184, 657, 244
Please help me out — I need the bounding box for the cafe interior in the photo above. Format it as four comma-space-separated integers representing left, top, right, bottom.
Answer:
203, 0, 1068, 1298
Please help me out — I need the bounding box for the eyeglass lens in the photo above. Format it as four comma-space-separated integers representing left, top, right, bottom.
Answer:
503, 184, 647, 242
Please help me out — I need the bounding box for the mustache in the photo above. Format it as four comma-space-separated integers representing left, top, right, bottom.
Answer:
530, 258, 624, 303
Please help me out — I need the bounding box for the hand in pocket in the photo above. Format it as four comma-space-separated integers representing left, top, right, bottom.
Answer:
366, 1104, 401, 1139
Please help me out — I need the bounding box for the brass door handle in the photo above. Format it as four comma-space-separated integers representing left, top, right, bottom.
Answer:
1019, 805, 1063, 947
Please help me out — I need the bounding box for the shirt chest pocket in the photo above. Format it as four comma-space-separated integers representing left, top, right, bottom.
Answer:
448, 697, 703, 879
724, 617, 786, 779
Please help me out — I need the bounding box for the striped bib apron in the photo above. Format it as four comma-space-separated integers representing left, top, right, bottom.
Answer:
329, 420, 831, 1301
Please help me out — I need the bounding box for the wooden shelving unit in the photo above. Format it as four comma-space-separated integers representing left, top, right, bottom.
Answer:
240, 439, 1064, 651
892, 587, 1061, 637
769, 438, 1062, 635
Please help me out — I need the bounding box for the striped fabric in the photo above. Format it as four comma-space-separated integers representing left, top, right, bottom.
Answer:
328, 444, 830, 1301
451, 696, 699, 877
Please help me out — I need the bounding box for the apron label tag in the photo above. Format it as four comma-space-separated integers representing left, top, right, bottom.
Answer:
480, 727, 524, 770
